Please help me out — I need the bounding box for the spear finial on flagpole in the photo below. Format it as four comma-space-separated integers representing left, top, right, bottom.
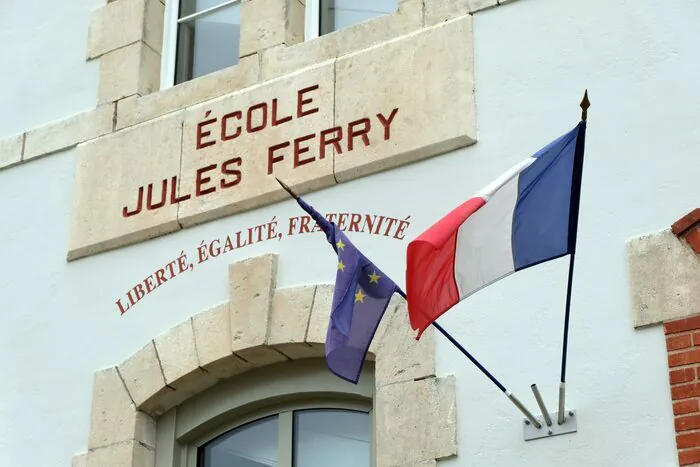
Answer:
276, 178, 299, 200
580, 90, 590, 122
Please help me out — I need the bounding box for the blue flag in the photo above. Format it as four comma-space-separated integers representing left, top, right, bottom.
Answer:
296, 197, 400, 384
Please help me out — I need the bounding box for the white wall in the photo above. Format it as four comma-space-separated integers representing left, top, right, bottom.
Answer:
0, 0, 698, 466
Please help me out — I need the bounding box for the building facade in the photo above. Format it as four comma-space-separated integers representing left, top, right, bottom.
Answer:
1, 0, 699, 466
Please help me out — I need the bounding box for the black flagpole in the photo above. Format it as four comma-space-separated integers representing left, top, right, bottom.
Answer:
557, 90, 590, 424
275, 178, 544, 429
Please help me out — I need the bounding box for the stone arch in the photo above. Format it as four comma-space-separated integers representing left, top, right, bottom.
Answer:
73, 254, 457, 467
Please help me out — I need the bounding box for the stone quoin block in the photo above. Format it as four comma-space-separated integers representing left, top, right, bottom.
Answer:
177, 60, 336, 227
375, 376, 457, 466
98, 42, 161, 104
67, 113, 183, 260
260, 0, 422, 81
23, 106, 114, 161
116, 56, 260, 130
424, 0, 499, 25
192, 302, 250, 378
269, 285, 319, 359
85, 440, 155, 467
239, 0, 305, 58
87, 0, 163, 59
333, 16, 476, 182
627, 229, 700, 327
375, 301, 435, 386
229, 254, 287, 365
0, 134, 23, 169
87, 367, 156, 450
673, 208, 700, 254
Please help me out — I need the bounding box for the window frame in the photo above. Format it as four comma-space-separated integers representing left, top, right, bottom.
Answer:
155, 358, 375, 467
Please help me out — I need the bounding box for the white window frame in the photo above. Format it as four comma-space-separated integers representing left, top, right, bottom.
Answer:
160, 0, 242, 90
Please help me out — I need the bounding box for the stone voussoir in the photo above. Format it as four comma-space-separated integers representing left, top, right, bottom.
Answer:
305, 283, 334, 349
117, 341, 170, 411
269, 285, 319, 359
192, 302, 250, 379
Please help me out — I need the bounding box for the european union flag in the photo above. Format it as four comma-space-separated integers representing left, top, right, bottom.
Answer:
296, 196, 400, 384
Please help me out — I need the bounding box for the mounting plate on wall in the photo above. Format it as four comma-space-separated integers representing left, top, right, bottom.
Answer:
523, 409, 578, 441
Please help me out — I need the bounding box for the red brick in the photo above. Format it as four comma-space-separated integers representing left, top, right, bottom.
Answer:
692, 333, 700, 347
673, 208, 700, 236
673, 383, 700, 401
670, 350, 700, 368
670, 334, 693, 351
677, 415, 700, 432
677, 432, 700, 449
685, 228, 700, 255
672, 368, 697, 385
680, 447, 700, 465
666, 316, 700, 335
675, 400, 700, 415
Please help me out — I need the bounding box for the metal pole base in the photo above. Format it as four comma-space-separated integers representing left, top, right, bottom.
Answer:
524, 409, 578, 441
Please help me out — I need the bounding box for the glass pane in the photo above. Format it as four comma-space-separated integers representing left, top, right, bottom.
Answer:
293, 410, 370, 467
175, 3, 240, 84
320, 0, 397, 35
199, 415, 278, 467
180, 0, 232, 18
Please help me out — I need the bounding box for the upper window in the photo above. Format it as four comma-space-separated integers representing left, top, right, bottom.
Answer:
169, 0, 242, 86
317, 0, 397, 36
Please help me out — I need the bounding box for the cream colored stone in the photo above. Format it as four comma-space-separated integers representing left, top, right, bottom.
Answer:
261, 0, 421, 81
425, 0, 498, 25
375, 302, 435, 386
72, 453, 88, 467
153, 320, 199, 384
192, 302, 251, 378
376, 376, 457, 466
99, 42, 161, 103
0, 134, 23, 169
23, 106, 113, 161
143, 368, 219, 415
87, 0, 161, 59
368, 294, 405, 357
269, 285, 317, 358
116, 56, 259, 130
67, 113, 182, 260
239, 0, 303, 58
306, 283, 333, 346
86, 440, 155, 467
177, 61, 336, 227
117, 341, 168, 409
334, 17, 476, 182
88, 367, 156, 449
627, 229, 700, 327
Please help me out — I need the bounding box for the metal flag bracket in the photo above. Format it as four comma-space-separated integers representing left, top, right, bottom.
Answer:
522, 383, 577, 441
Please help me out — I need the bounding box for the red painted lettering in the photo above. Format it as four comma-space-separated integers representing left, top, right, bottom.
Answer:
348, 118, 371, 151
133, 283, 145, 301
221, 111, 242, 141
320, 127, 342, 159
146, 179, 167, 210
272, 98, 293, 126
348, 213, 362, 232
196, 164, 217, 196
221, 157, 242, 188
299, 215, 311, 233
197, 111, 217, 149
144, 275, 156, 294
247, 103, 268, 133
268, 142, 289, 175
377, 108, 399, 140
116, 299, 130, 315
123, 186, 144, 218
154, 268, 168, 287
170, 176, 191, 204
337, 213, 349, 230
294, 133, 316, 168
297, 85, 320, 117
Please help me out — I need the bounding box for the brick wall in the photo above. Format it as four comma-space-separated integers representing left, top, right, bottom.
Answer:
672, 208, 700, 254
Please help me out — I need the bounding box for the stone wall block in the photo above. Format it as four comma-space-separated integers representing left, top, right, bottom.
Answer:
144, 0, 165, 54
88, 367, 156, 449
0, 134, 23, 170
87, 0, 150, 59
270, 285, 319, 359
240, 0, 303, 58
627, 229, 700, 327
424, 0, 499, 26
305, 284, 334, 348
375, 302, 435, 386
67, 113, 183, 260
23, 105, 114, 161
177, 60, 336, 227
117, 341, 169, 410
333, 16, 476, 182
99, 42, 161, 104
116, 56, 259, 130
86, 441, 155, 467
375, 376, 457, 466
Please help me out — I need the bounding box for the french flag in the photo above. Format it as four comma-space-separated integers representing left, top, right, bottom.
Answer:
406, 123, 587, 338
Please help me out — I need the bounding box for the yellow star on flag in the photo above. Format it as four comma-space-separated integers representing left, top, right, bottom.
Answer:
368, 271, 381, 284
337, 260, 346, 272
355, 288, 366, 303
336, 239, 346, 250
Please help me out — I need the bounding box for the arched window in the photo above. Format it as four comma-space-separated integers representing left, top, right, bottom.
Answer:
155, 358, 374, 467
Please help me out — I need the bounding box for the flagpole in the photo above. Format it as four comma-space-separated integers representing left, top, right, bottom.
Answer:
275, 177, 544, 429
557, 90, 590, 425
